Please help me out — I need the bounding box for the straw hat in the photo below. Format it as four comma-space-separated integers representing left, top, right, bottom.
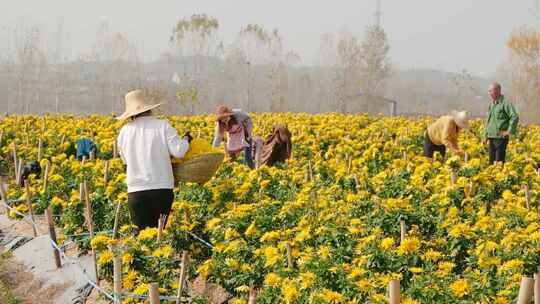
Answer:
216, 105, 234, 121
451, 110, 470, 129
116, 90, 162, 120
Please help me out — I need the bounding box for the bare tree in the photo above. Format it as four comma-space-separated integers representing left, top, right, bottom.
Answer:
506, 25, 540, 123
12, 19, 46, 114
170, 14, 220, 113
335, 33, 362, 113
359, 25, 391, 97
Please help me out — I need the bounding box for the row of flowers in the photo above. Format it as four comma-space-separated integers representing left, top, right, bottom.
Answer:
0, 114, 539, 303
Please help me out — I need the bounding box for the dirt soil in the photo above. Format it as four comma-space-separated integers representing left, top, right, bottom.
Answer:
0, 253, 68, 304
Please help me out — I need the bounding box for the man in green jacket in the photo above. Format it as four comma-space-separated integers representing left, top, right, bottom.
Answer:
483, 82, 519, 164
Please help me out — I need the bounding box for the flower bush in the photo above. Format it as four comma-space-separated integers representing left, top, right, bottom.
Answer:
0, 113, 539, 303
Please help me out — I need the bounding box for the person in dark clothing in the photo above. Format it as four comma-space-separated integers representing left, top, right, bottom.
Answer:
259, 125, 292, 167
18, 161, 41, 186
483, 83, 519, 164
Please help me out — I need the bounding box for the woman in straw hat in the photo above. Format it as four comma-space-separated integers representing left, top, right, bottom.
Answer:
212, 105, 254, 168
116, 89, 192, 230
424, 110, 470, 160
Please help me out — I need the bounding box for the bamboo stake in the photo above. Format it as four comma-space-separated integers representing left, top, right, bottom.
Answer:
346, 154, 352, 175
175, 251, 189, 304
113, 140, 118, 159
0, 182, 8, 214
83, 182, 99, 284
524, 184, 531, 210
103, 160, 110, 183
45, 207, 62, 268
37, 138, 43, 161
353, 174, 359, 192
16, 159, 23, 187
89, 150, 95, 161
149, 283, 161, 304
388, 279, 400, 304
534, 273, 540, 304
42, 161, 49, 193
112, 202, 122, 240
307, 160, 313, 181
24, 180, 38, 237
12, 145, 17, 180
285, 242, 293, 268
248, 286, 257, 304
112, 245, 122, 304
464, 152, 469, 163
60, 134, 66, 146
157, 214, 165, 243
450, 169, 457, 185
400, 220, 406, 243
518, 276, 534, 304
467, 180, 474, 198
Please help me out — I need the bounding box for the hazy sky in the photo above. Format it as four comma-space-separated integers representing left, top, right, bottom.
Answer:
1, 0, 538, 77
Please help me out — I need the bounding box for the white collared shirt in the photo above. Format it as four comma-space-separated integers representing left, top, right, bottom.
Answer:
117, 116, 189, 193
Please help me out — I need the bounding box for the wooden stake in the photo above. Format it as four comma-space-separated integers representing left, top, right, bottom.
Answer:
16, 159, 23, 187
24, 180, 38, 237
0, 183, 9, 214
464, 152, 469, 163
103, 160, 110, 183
346, 154, 352, 175
353, 174, 359, 192
285, 242, 293, 268
157, 214, 165, 243
89, 150, 95, 161
112, 202, 122, 240
149, 283, 161, 304
175, 251, 189, 304
518, 276, 534, 304
60, 134, 66, 146
307, 160, 313, 181
388, 279, 400, 304
400, 220, 406, 243
12, 145, 17, 180
450, 169, 457, 185
37, 138, 43, 161
248, 286, 257, 304
83, 182, 99, 284
0, 131, 3, 147
524, 184, 531, 210
534, 273, 540, 304
112, 245, 122, 304
42, 161, 49, 193
113, 140, 118, 159
45, 207, 62, 268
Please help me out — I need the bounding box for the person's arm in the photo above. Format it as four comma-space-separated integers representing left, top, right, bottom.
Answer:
505, 101, 519, 136
116, 133, 126, 164
212, 122, 223, 148
442, 121, 461, 154
165, 122, 190, 158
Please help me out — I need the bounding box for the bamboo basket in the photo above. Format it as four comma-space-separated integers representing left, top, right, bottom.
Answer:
172, 152, 225, 185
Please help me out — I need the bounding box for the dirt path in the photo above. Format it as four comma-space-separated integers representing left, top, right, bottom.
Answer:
0, 252, 68, 304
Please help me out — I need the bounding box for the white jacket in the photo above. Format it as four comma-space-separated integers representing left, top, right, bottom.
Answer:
117, 116, 189, 193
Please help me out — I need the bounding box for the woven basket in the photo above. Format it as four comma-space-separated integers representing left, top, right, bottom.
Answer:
172, 152, 225, 185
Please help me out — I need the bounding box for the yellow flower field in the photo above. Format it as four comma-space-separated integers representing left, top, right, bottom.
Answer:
0, 113, 539, 303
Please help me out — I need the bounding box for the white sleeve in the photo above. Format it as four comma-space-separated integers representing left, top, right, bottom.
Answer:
165, 121, 190, 158
212, 122, 223, 148
117, 129, 126, 164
